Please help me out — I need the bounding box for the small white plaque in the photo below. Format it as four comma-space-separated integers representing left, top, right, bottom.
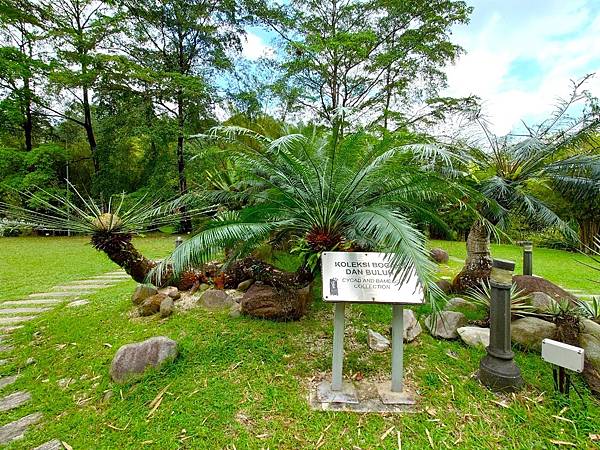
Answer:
541, 339, 584, 373
321, 252, 423, 304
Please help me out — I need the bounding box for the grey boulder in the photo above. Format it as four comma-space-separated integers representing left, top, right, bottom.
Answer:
580, 333, 600, 369
237, 279, 254, 292
529, 291, 554, 312
368, 329, 390, 351
424, 311, 467, 339
132, 285, 158, 305
445, 297, 478, 312
511, 317, 556, 350
457, 326, 490, 348
109, 336, 178, 383
200, 289, 234, 309
403, 309, 422, 342
159, 297, 174, 318
158, 286, 180, 300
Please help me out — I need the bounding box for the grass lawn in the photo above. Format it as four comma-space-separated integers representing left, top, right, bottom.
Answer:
0, 235, 598, 449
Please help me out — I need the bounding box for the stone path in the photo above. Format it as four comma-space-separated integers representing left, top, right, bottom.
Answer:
0, 269, 129, 446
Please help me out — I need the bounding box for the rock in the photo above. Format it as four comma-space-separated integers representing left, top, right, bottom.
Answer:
33, 439, 63, 450
237, 279, 254, 292
200, 289, 234, 309
109, 336, 178, 383
159, 297, 174, 318
67, 299, 90, 308
229, 303, 242, 318
511, 317, 556, 349
513, 275, 577, 303
457, 326, 490, 348
158, 286, 180, 300
445, 297, 478, 312
424, 311, 467, 339
583, 362, 600, 397
368, 329, 390, 351
139, 294, 168, 316
580, 333, 600, 368
0, 391, 30, 412
581, 318, 600, 338
529, 291, 554, 312
198, 283, 210, 293
0, 412, 42, 444
430, 248, 449, 264
241, 283, 313, 321
403, 309, 422, 342
132, 284, 158, 305
225, 289, 244, 303
435, 279, 452, 294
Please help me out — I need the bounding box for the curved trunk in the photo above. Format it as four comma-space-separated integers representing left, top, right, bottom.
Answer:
452, 221, 493, 292
91, 232, 313, 319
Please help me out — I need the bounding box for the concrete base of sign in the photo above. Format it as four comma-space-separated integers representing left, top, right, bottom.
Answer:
311, 379, 418, 413
376, 381, 417, 405
316, 381, 359, 404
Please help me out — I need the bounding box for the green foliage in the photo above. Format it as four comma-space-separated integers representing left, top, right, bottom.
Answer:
466, 282, 537, 319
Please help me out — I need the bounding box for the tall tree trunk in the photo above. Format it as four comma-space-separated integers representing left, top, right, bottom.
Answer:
81, 83, 99, 173
176, 89, 192, 233
23, 76, 33, 151
452, 220, 493, 292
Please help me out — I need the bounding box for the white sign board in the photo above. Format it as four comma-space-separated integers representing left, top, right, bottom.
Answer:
321, 252, 423, 304
542, 339, 584, 373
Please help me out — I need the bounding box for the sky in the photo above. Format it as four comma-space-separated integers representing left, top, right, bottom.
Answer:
241, 0, 600, 135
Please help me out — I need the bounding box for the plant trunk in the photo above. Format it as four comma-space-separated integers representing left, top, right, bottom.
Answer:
82, 85, 99, 174
579, 219, 600, 252
23, 76, 33, 151
452, 220, 493, 292
91, 233, 157, 283
176, 89, 192, 233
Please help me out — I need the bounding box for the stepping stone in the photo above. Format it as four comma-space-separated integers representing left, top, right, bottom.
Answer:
34, 439, 63, 450
0, 345, 14, 353
70, 279, 119, 284
0, 307, 51, 315
0, 412, 42, 444
1, 299, 62, 306
0, 391, 31, 412
0, 375, 18, 390
92, 275, 130, 280
67, 299, 90, 308
53, 285, 107, 290
0, 326, 23, 333
29, 292, 85, 298
0, 316, 37, 325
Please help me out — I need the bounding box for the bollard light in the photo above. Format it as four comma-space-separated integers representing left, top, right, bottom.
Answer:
522, 241, 533, 276
479, 259, 524, 392
175, 236, 183, 248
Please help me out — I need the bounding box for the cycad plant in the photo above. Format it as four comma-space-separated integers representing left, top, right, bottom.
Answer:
448, 79, 600, 291
0, 186, 208, 286
156, 126, 475, 318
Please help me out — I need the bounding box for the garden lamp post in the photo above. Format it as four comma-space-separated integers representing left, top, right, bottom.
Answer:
522, 241, 533, 276
479, 259, 524, 392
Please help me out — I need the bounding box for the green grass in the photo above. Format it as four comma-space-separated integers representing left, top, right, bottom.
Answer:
0, 236, 598, 449
431, 239, 600, 294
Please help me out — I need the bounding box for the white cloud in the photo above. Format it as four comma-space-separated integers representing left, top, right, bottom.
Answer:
444, 0, 600, 135
241, 32, 275, 60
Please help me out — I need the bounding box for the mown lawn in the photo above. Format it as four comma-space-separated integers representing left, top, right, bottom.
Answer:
0, 235, 598, 449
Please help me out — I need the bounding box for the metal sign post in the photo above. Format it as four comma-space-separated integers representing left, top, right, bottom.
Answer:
318, 252, 422, 405
522, 241, 533, 276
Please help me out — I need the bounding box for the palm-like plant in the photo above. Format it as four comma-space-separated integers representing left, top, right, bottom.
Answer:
0, 185, 209, 285
448, 78, 600, 291
157, 127, 474, 317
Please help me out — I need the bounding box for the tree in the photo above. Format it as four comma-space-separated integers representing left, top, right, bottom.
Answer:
122, 0, 248, 231
38, 0, 123, 174
448, 78, 600, 291
156, 126, 473, 318
0, 0, 45, 151
262, 0, 471, 135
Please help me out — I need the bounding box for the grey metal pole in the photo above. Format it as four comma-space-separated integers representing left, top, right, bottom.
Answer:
331, 302, 346, 391
522, 241, 532, 276
175, 236, 183, 248
391, 304, 404, 392
479, 259, 523, 392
